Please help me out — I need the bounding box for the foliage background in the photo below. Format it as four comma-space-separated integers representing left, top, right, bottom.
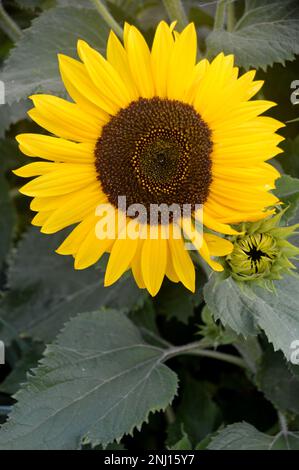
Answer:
0, 0, 299, 450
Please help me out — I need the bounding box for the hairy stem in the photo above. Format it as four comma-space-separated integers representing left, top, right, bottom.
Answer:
90, 0, 123, 39
0, 1, 22, 42
214, 0, 227, 30
227, 0, 236, 32
163, 339, 247, 369
162, 0, 188, 30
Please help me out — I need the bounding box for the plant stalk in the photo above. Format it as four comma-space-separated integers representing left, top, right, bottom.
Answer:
213, 0, 227, 30
227, 0, 236, 32
162, 0, 188, 30
90, 0, 123, 39
0, 1, 22, 42
163, 339, 247, 369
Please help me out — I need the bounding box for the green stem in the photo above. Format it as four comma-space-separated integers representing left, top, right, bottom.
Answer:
162, 0, 188, 30
90, 0, 123, 39
0, 1, 22, 42
163, 340, 247, 369
227, 0, 235, 32
213, 0, 227, 30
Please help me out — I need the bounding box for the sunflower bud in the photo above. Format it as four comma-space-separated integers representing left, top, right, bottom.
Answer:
226, 210, 299, 285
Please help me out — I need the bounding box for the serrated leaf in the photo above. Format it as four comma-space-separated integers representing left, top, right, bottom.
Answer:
0, 310, 178, 450
0, 227, 147, 343
208, 422, 299, 450
204, 274, 299, 360
203, 274, 259, 337
1, 6, 109, 104
206, 0, 299, 70
257, 347, 299, 414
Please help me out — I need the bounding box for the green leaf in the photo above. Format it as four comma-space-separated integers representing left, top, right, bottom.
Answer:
206, 0, 299, 70
1, 6, 110, 104
0, 227, 147, 344
0, 175, 16, 271
168, 427, 192, 451
14, 0, 53, 9
204, 274, 299, 361
167, 378, 221, 447
0, 309, 178, 450
280, 136, 299, 179
198, 305, 237, 346
256, 347, 299, 414
203, 274, 259, 337
208, 422, 299, 450
273, 175, 299, 221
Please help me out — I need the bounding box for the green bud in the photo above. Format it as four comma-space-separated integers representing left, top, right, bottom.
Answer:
226, 210, 299, 286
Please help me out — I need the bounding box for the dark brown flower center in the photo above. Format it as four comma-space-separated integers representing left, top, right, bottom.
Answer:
95, 97, 212, 224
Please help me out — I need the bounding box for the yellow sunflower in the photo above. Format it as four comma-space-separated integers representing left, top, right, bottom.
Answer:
14, 21, 284, 296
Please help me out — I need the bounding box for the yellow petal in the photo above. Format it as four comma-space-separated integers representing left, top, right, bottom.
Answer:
19, 164, 96, 197
16, 134, 95, 163
74, 213, 115, 269
104, 223, 139, 286
151, 21, 174, 98
56, 215, 95, 255
165, 244, 180, 283
198, 209, 240, 235
58, 54, 110, 119
106, 30, 139, 100
168, 224, 195, 292
199, 237, 224, 272
13, 162, 60, 177
30, 182, 100, 211
126, 24, 155, 98
29, 95, 102, 142
31, 210, 52, 227
77, 39, 132, 111
41, 191, 106, 234
131, 238, 146, 289
204, 233, 233, 256
141, 225, 167, 296
167, 23, 197, 100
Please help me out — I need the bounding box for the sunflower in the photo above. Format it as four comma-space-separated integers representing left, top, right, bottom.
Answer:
14, 22, 284, 296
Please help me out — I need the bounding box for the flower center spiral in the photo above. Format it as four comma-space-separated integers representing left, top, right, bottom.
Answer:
95, 97, 212, 224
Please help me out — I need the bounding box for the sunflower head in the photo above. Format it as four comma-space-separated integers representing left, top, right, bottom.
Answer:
14, 21, 284, 296
226, 210, 299, 286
